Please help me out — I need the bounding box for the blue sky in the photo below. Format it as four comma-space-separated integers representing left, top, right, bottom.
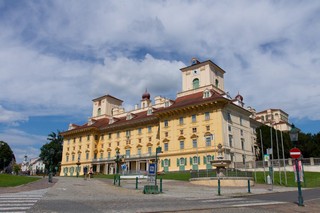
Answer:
0, 0, 320, 163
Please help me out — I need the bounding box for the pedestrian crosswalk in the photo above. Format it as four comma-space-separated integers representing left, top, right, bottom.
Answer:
0, 188, 47, 212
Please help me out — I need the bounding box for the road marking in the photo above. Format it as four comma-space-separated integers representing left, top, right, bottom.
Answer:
0, 200, 38, 203
200, 197, 246, 203
0, 203, 34, 206
232, 201, 286, 207
0, 189, 47, 213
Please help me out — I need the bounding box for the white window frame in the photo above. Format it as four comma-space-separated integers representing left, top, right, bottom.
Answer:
179, 117, 184, 125
206, 155, 212, 163
180, 141, 184, 150
192, 139, 197, 148
179, 158, 185, 166
192, 114, 196, 122
126, 149, 130, 158
204, 112, 210, 120
148, 147, 152, 155
164, 143, 168, 151
205, 137, 211, 147
193, 156, 198, 165
229, 134, 233, 147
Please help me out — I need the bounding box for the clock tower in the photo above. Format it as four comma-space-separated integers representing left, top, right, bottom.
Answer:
178, 58, 225, 97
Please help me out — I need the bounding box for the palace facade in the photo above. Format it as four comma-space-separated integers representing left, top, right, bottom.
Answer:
60, 58, 261, 176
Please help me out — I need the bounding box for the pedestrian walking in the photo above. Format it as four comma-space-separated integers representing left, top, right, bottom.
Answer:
89, 167, 93, 179
83, 166, 88, 180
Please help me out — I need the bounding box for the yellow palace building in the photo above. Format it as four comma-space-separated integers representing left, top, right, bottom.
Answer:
60, 58, 260, 176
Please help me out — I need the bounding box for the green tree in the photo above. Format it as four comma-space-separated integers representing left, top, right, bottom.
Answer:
256, 125, 320, 159
0, 141, 15, 172
13, 164, 21, 175
39, 131, 63, 174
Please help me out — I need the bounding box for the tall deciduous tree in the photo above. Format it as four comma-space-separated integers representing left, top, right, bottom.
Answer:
39, 131, 63, 174
0, 141, 15, 172
256, 125, 320, 160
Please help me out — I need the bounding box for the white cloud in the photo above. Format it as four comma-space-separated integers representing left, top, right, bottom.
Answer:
91, 54, 184, 106
0, 105, 28, 124
0, 129, 46, 162
1, 0, 320, 161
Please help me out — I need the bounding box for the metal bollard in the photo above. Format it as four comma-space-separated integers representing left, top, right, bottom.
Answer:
160, 178, 162, 193
248, 179, 251, 193
218, 179, 221, 196
118, 175, 121, 186
136, 177, 138, 189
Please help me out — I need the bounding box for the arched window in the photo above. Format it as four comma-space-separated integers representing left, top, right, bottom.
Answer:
193, 156, 198, 165
97, 108, 101, 116
193, 78, 199, 89
215, 79, 219, 88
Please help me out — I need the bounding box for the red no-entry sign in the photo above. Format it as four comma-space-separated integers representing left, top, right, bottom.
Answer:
290, 148, 301, 159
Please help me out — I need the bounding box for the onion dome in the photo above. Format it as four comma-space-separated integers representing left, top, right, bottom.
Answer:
235, 92, 243, 102
142, 89, 150, 100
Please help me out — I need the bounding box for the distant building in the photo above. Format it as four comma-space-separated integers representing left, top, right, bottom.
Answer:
60, 58, 261, 176
29, 157, 45, 175
21, 155, 29, 173
254, 109, 291, 131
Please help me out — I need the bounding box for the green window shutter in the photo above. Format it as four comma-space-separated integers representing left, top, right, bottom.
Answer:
161, 160, 164, 167
198, 156, 200, 165
177, 158, 179, 166
168, 159, 171, 167
190, 157, 192, 165
212, 155, 214, 160
203, 156, 207, 164
185, 158, 187, 166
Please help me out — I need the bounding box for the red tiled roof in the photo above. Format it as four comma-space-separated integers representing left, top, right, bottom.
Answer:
102, 110, 159, 130
62, 109, 160, 135
61, 118, 110, 135
156, 90, 225, 113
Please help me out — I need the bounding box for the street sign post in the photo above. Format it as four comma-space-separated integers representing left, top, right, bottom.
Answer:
149, 163, 155, 175
290, 148, 301, 159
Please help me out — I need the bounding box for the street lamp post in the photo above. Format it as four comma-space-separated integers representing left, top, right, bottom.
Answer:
115, 149, 120, 175
76, 157, 81, 178
114, 149, 121, 185
155, 146, 162, 186
289, 124, 304, 207
48, 148, 54, 183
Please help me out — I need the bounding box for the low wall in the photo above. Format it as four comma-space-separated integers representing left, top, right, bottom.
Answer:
190, 177, 254, 187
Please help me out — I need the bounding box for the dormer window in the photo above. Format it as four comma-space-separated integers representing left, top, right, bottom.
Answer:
126, 113, 133, 120
109, 117, 114, 124
147, 108, 153, 115
164, 101, 170, 107
97, 108, 101, 116
203, 89, 211, 98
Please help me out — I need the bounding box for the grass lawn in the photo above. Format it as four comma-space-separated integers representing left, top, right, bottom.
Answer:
0, 174, 41, 187
254, 171, 320, 188
95, 172, 190, 181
